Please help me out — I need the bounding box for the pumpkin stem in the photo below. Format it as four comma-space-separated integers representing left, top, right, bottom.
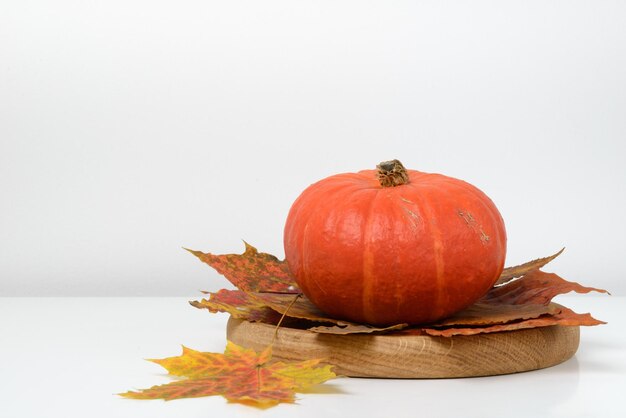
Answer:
377, 159, 409, 187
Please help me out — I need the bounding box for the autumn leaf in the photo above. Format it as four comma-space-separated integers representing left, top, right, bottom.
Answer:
420, 304, 606, 337
248, 292, 345, 324
246, 268, 607, 334
189, 243, 564, 293
495, 248, 564, 286
483, 269, 609, 306
190, 290, 406, 334
248, 292, 409, 334
120, 341, 336, 407
429, 302, 560, 327
185, 242, 300, 293
187, 244, 607, 336
402, 269, 609, 336
190, 289, 281, 323
200, 269, 606, 335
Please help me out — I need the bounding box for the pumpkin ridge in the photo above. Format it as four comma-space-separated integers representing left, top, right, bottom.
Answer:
300, 221, 317, 297
391, 190, 425, 319
361, 189, 383, 324
409, 183, 446, 320
299, 181, 366, 299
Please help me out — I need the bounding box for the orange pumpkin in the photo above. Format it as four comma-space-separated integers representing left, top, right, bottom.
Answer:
283, 160, 507, 325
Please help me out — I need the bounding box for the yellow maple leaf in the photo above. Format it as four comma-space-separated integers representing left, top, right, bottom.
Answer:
120, 341, 336, 408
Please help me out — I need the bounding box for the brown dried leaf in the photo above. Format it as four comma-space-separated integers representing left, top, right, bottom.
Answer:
248, 292, 346, 324
190, 289, 281, 323
392, 267, 608, 336
246, 268, 607, 334
185, 242, 300, 293
249, 292, 408, 334
422, 304, 605, 337
430, 302, 560, 327
483, 269, 609, 306
495, 248, 564, 286
188, 245, 607, 337
549, 305, 607, 326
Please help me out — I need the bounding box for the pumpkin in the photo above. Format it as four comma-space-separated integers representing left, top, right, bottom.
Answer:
283, 160, 507, 326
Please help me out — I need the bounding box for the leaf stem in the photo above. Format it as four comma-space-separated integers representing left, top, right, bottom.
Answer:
271, 293, 302, 346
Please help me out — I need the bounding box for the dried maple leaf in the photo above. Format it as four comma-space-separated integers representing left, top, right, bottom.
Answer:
430, 302, 560, 327
495, 248, 564, 286
190, 289, 281, 323
120, 341, 336, 408
191, 290, 405, 333
421, 304, 606, 337
394, 269, 609, 336
248, 292, 344, 324
248, 292, 408, 334
483, 269, 609, 306
185, 242, 300, 293
187, 244, 607, 336
243, 268, 605, 334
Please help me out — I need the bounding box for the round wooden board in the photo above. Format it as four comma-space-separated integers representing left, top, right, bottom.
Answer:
227, 317, 580, 378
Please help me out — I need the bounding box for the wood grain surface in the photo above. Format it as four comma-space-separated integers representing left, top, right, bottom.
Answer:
227, 317, 580, 378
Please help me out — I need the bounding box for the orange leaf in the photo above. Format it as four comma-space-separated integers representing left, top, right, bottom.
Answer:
249, 292, 408, 334
421, 304, 606, 337
495, 248, 564, 286
186, 245, 607, 336
403, 270, 609, 336
120, 341, 336, 408
191, 290, 406, 334
247, 268, 607, 334
189, 289, 281, 323
430, 302, 560, 327
185, 242, 300, 293
383, 267, 609, 336
483, 269, 609, 306
249, 292, 344, 324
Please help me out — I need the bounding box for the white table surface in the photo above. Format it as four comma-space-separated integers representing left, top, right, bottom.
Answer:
1, 295, 623, 418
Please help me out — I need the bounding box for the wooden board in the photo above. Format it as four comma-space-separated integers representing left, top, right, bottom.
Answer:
227, 317, 580, 378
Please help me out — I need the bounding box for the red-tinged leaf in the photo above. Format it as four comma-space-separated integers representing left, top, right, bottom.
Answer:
248, 292, 345, 324
120, 341, 336, 408
548, 305, 606, 326
421, 304, 606, 337
483, 269, 609, 306
430, 302, 560, 327
401, 270, 609, 335
248, 292, 408, 334
185, 242, 300, 293
190, 289, 281, 323
495, 248, 565, 286
186, 245, 607, 337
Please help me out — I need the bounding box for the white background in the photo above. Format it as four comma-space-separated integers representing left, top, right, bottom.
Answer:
1, 0, 625, 297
